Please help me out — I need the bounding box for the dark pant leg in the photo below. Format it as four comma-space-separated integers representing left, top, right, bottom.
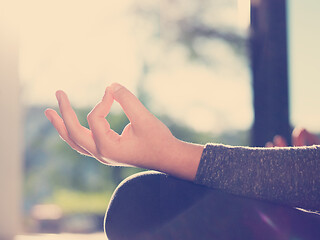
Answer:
104, 171, 209, 239
104, 171, 320, 240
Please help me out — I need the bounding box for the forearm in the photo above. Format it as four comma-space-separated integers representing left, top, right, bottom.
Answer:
194, 144, 320, 212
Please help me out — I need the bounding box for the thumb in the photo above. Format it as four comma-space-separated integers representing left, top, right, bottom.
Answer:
110, 83, 151, 124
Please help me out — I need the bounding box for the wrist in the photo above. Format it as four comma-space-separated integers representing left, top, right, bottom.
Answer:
159, 138, 204, 181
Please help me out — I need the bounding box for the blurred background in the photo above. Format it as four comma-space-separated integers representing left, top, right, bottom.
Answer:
1, 0, 320, 239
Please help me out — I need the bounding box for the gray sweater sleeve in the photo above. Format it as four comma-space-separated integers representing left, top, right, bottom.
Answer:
194, 144, 320, 212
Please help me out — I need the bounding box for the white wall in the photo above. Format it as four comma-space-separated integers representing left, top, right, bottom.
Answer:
0, 1, 22, 239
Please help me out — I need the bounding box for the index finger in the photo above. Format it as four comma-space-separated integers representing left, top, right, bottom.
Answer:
110, 83, 152, 125
87, 87, 121, 156
45, 108, 91, 156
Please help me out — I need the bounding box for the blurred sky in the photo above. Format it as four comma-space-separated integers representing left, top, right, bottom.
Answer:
288, 0, 320, 132
18, 0, 320, 133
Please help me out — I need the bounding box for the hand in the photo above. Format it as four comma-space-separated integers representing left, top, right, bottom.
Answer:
265, 127, 320, 147
291, 127, 320, 146
45, 83, 204, 180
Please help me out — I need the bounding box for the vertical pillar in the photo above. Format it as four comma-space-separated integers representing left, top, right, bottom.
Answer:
250, 0, 291, 146
0, 1, 22, 239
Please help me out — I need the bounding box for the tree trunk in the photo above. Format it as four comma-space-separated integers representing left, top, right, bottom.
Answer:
250, 0, 291, 146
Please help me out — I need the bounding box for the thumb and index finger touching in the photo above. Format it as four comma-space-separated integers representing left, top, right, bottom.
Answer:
109, 83, 151, 124
87, 82, 149, 130
87, 83, 150, 151
45, 82, 149, 158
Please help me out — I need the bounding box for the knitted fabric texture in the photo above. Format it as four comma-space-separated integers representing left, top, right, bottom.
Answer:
195, 144, 320, 212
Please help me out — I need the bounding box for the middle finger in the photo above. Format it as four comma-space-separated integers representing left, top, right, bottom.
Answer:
56, 90, 98, 154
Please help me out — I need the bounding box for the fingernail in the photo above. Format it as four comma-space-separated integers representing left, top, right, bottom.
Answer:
56, 91, 62, 101
110, 83, 122, 93
44, 110, 52, 122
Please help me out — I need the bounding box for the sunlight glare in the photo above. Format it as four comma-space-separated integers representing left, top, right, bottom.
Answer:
237, 0, 250, 29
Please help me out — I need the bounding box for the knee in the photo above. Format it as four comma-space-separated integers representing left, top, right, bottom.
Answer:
104, 171, 167, 240
104, 171, 208, 240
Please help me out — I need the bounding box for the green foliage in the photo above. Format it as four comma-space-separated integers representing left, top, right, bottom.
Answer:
47, 189, 112, 214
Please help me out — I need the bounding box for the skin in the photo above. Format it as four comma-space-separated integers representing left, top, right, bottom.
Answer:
44, 83, 204, 181
266, 127, 320, 147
